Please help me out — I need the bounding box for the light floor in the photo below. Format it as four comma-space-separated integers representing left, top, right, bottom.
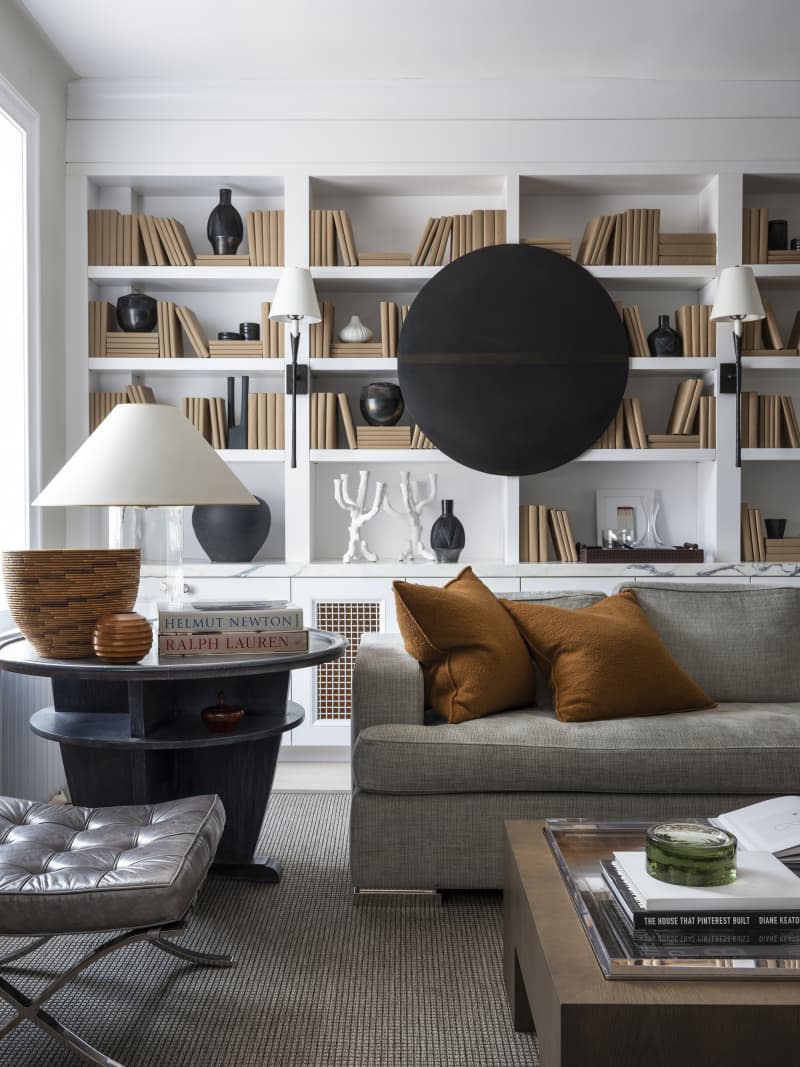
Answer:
273, 761, 351, 791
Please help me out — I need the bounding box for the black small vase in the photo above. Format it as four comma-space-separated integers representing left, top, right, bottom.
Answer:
648, 314, 682, 357
206, 188, 243, 255
360, 382, 404, 426
430, 500, 465, 563
191, 496, 271, 562
116, 293, 157, 332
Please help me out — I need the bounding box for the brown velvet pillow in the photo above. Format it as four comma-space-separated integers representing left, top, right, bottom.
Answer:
393, 567, 537, 723
501, 589, 714, 723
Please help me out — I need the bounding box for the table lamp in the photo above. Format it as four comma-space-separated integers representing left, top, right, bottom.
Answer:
33, 403, 257, 605
710, 266, 765, 468
269, 267, 321, 468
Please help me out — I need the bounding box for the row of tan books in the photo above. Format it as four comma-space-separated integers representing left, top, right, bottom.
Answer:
616, 304, 716, 358
518, 505, 579, 563
741, 504, 767, 561
575, 209, 716, 265
595, 399, 646, 448
743, 298, 800, 354
89, 300, 284, 359
520, 238, 572, 257
667, 379, 706, 435
742, 208, 769, 264
181, 396, 228, 449
358, 253, 412, 267
88, 210, 193, 267
245, 393, 285, 450
245, 210, 285, 266
411, 210, 507, 266
309, 209, 358, 266
88, 385, 156, 433
379, 302, 409, 357
308, 392, 432, 450
741, 392, 800, 448
763, 536, 800, 562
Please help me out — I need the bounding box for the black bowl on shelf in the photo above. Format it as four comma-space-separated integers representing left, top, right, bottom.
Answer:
116, 293, 157, 333
360, 382, 404, 426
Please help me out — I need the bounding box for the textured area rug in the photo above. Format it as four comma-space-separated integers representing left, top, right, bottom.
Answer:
0, 793, 539, 1066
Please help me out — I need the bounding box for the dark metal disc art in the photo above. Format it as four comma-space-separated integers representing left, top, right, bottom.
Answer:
398, 244, 629, 475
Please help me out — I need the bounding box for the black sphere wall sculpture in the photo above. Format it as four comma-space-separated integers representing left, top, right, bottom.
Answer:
397, 244, 629, 476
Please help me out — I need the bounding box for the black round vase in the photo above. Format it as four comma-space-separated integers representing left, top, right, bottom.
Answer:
206, 188, 243, 255
116, 293, 157, 332
191, 496, 271, 562
648, 314, 682, 357
430, 500, 465, 563
360, 382, 404, 426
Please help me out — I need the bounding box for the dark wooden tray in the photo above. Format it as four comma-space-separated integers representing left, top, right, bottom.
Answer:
578, 546, 704, 563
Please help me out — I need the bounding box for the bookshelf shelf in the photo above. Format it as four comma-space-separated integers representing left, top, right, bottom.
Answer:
310, 266, 439, 292
741, 448, 800, 461
629, 358, 716, 374
579, 449, 715, 462
218, 449, 286, 464
88, 265, 283, 292
742, 357, 800, 371
587, 266, 717, 291
310, 448, 448, 463
89, 357, 286, 374
310, 358, 398, 374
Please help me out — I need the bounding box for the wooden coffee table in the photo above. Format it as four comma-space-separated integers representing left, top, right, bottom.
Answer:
504, 820, 800, 1067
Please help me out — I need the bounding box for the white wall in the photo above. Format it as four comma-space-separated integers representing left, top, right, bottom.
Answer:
0, 1, 73, 547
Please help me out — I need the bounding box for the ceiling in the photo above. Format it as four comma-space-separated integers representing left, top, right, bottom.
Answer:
17, 0, 800, 83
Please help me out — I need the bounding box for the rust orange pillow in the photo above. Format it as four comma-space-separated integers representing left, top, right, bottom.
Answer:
501, 589, 714, 723
393, 567, 536, 723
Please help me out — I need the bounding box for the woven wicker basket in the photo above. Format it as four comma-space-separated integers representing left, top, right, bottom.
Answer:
2, 549, 141, 659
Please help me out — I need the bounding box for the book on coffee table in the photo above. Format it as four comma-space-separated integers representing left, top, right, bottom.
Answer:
711, 796, 800, 860
601, 850, 800, 934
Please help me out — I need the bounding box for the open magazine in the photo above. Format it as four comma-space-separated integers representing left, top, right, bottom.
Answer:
711, 796, 800, 860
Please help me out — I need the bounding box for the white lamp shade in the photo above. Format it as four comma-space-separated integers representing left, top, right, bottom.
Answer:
34, 404, 257, 507
268, 267, 321, 323
710, 266, 765, 322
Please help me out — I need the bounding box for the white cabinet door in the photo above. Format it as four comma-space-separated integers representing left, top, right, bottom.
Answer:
289, 577, 397, 748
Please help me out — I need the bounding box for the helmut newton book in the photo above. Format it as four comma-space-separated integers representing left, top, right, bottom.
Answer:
158, 601, 303, 633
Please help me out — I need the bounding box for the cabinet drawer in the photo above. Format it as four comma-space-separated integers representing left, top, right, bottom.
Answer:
138, 576, 293, 604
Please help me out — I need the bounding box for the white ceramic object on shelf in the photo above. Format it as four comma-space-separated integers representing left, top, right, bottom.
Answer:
383, 471, 437, 563
333, 470, 386, 563
338, 315, 373, 343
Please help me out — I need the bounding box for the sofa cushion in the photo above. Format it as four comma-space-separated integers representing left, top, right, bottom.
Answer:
501, 590, 714, 722
353, 702, 800, 796
621, 582, 800, 702
393, 567, 536, 723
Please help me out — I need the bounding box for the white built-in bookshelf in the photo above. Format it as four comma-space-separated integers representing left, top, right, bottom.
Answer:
65, 165, 800, 745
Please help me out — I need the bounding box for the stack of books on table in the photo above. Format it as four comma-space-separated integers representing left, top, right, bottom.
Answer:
158, 601, 308, 657
601, 797, 800, 946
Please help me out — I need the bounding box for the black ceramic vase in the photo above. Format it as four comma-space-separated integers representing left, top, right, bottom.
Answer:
116, 293, 157, 332
647, 314, 682, 357
206, 188, 243, 255
430, 500, 465, 563
360, 382, 404, 426
191, 496, 271, 562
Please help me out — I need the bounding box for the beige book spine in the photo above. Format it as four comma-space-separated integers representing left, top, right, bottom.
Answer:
547, 509, 565, 562
471, 209, 484, 251
322, 302, 333, 358
753, 506, 766, 560
270, 209, 280, 267
758, 208, 768, 264
495, 209, 507, 244
763, 297, 785, 349
246, 211, 257, 265
519, 506, 530, 563
261, 301, 271, 358
536, 505, 549, 562
412, 217, 436, 266
337, 393, 357, 449
528, 505, 539, 564
266, 392, 277, 450
325, 391, 337, 449
631, 398, 648, 448
340, 210, 358, 266
666, 379, 694, 435
433, 217, 453, 266
257, 392, 268, 450
277, 210, 285, 265
276, 393, 285, 449
741, 504, 754, 561
388, 301, 398, 358
576, 216, 601, 265
317, 390, 327, 448
247, 392, 257, 449
561, 510, 579, 563
380, 301, 389, 358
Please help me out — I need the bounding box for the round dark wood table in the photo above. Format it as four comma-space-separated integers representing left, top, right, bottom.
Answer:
0, 630, 346, 883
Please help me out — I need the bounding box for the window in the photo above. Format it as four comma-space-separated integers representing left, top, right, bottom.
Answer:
0, 76, 39, 611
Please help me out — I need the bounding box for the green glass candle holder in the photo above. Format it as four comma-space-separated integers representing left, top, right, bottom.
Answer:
645, 822, 737, 887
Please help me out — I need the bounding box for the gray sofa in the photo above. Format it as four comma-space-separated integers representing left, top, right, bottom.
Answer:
350, 582, 800, 890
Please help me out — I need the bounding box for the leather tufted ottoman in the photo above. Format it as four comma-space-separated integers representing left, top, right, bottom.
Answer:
0, 793, 234, 1066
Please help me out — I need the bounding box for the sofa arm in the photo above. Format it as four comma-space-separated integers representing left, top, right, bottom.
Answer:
351, 633, 425, 745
